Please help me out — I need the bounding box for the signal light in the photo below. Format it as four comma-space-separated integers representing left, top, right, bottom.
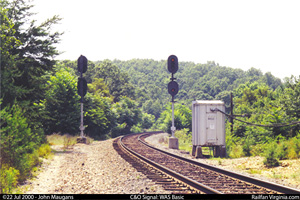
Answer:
78, 55, 88, 73
168, 81, 179, 97
77, 77, 87, 98
168, 55, 178, 74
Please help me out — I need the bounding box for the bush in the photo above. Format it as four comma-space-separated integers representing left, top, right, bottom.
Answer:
250, 143, 264, 156
38, 144, 52, 158
289, 135, 300, 158
277, 141, 288, 160
0, 104, 46, 182
131, 124, 143, 133
242, 137, 253, 157
263, 142, 280, 167
0, 166, 20, 194
42, 69, 80, 135
272, 134, 300, 160
0, 104, 51, 192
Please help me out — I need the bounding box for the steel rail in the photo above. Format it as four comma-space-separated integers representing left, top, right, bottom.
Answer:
138, 132, 300, 194
119, 133, 222, 194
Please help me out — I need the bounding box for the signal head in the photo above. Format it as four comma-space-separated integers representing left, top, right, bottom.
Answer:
77, 55, 88, 73
168, 81, 179, 97
167, 55, 178, 74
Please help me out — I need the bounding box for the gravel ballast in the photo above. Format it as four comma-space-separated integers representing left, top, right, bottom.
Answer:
24, 139, 169, 194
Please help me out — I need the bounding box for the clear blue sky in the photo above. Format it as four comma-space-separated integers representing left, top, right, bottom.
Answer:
32, 0, 300, 80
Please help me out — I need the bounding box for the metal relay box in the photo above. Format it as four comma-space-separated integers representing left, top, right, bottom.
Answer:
192, 100, 226, 157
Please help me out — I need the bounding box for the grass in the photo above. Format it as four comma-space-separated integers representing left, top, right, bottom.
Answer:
47, 133, 92, 148
248, 168, 262, 174
47, 133, 77, 147
174, 129, 192, 152
208, 157, 224, 165
270, 171, 283, 179
291, 169, 300, 181
158, 136, 168, 146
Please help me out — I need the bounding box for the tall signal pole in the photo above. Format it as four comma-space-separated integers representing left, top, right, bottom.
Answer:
167, 55, 179, 149
77, 55, 88, 143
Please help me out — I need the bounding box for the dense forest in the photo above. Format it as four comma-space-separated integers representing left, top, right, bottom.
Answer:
1, 0, 300, 194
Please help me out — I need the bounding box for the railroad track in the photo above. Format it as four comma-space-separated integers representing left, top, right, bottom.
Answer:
115, 132, 300, 194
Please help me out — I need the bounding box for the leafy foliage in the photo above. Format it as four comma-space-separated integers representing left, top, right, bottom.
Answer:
1, 0, 62, 110
112, 60, 281, 110
111, 96, 142, 136
226, 77, 300, 164
84, 93, 115, 140
1, 0, 61, 192
0, 103, 45, 188
0, 165, 20, 194
155, 103, 192, 134
41, 68, 80, 135
263, 142, 280, 167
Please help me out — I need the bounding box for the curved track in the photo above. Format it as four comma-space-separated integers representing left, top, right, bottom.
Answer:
116, 132, 300, 194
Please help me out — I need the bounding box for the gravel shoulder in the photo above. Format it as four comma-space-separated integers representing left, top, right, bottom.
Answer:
22, 138, 168, 194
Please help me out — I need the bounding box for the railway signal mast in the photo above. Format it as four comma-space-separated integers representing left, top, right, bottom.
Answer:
77, 55, 88, 143
167, 55, 179, 149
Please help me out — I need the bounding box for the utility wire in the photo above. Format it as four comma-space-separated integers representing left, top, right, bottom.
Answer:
211, 108, 300, 128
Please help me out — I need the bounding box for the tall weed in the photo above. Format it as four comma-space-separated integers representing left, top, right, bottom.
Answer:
174, 129, 192, 152
63, 134, 77, 149
229, 144, 244, 158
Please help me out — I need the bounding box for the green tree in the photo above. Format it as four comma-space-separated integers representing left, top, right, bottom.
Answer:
142, 99, 163, 119
279, 76, 300, 136
111, 97, 141, 136
88, 78, 112, 99
42, 68, 80, 135
156, 103, 192, 134
84, 79, 115, 139
1, 0, 62, 138
140, 112, 155, 129
92, 60, 135, 102
1, 0, 62, 107
0, 0, 62, 192
84, 94, 115, 140
0, 1, 22, 107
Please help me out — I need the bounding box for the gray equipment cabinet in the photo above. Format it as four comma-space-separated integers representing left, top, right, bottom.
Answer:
192, 100, 226, 158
